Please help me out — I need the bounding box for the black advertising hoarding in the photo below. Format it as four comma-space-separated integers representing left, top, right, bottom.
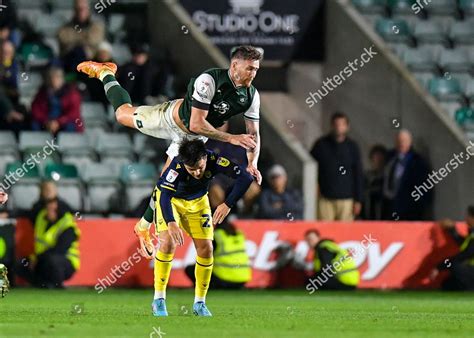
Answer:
179, 0, 322, 61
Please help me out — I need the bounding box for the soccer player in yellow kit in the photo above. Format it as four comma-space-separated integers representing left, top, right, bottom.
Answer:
150, 139, 253, 316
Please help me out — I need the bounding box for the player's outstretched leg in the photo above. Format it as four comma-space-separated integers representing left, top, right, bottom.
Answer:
193, 239, 213, 317
152, 232, 175, 317
76, 61, 136, 128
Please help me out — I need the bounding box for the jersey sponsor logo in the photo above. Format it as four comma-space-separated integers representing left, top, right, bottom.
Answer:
213, 101, 230, 114
166, 169, 179, 183
217, 157, 230, 167
136, 120, 143, 128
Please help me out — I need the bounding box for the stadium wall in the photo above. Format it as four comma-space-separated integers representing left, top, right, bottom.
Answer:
14, 218, 464, 290
148, 0, 317, 219
322, 0, 474, 219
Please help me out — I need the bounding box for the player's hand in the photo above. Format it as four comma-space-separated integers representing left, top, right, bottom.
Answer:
0, 192, 8, 205
246, 164, 262, 185
229, 134, 257, 150
167, 222, 184, 246
213, 203, 231, 225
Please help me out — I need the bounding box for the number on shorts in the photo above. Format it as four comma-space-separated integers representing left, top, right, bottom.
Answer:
202, 214, 211, 228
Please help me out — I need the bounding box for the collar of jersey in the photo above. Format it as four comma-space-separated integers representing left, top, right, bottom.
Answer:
227, 69, 244, 90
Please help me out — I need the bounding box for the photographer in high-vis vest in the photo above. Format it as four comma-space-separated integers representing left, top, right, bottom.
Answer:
430, 206, 474, 291
305, 229, 359, 291
17, 195, 80, 289
185, 219, 251, 289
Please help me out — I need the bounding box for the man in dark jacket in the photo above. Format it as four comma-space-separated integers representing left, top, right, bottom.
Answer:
310, 112, 363, 220
382, 129, 431, 220
430, 206, 474, 291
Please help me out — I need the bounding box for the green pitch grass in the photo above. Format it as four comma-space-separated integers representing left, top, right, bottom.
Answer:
1, 288, 473, 337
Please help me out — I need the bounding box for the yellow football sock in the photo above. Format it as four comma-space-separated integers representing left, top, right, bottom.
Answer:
154, 251, 174, 299
194, 256, 213, 302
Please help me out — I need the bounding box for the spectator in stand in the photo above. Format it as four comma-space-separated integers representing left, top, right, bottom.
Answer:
57, 0, 105, 73
0, 85, 29, 133
0, 1, 21, 48
363, 145, 387, 220
117, 43, 157, 105
0, 191, 8, 219
381, 129, 431, 220
0, 39, 19, 104
310, 112, 363, 221
31, 67, 82, 134
79, 41, 115, 107
207, 123, 261, 216
430, 206, 474, 291
257, 164, 303, 220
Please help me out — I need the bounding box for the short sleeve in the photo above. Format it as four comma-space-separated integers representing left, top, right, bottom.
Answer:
192, 73, 216, 105
243, 90, 260, 121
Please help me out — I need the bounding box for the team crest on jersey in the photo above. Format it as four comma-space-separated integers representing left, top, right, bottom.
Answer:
217, 157, 230, 167
166, 169, 178, 182
239, 97, 245, 103
213, 101, 230, 114
204, 170, 212, 178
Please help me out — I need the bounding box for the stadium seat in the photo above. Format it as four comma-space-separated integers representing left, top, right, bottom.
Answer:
424, 0, 458, 16
439, 101, 464, 119
413, 20, 448, 45
19, 131, 52, 152
111, 43, 132, 65
459, 0, 474, 16
352, 0, 387, 14
18, 72, 43, 98
18, 42, 54, 68
449, 19, 474, 45
465, 78, 474, 100
96, 133, 134, 159
44, 163, 83, 211
0, 132, 19, 177
58, 132, 96, 157
36, 13, 67, 37
402, 48, 438, 72
413, 71, 437, 87
455, 107, 474, 131
387, 42, 409, 57
82, 163, 122, 213
375, 18, 412, 43
81, 102, 109, 130
121, 163, 157, 213
428, 77, 463, 101
22, 146, 61, 175
4, 161, 41, 211
388, 0, 415, 15
438, 48, 471, 73
133, 133, 170, 163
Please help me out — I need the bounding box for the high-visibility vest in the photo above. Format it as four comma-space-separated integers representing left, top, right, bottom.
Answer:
460, 233, 474, 266
33, 210, 80, 270
313, 240, 359, 286
213, 229, 251, 283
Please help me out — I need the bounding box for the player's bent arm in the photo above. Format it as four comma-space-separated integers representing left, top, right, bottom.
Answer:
223, 167, 254, 208
245, 119, 260, 167
189, 107, 232, 142
159, 189, 184, 246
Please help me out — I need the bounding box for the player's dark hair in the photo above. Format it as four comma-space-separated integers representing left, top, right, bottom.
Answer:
231, 45, 263, 61
178, 139, 207, 167
468, 205, 474, 217
331, 111, 349, 124
304, 229, 320, 238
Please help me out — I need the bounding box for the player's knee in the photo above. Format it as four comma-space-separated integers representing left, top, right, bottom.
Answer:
115, 107, 128, 125
196, 241, 213, 258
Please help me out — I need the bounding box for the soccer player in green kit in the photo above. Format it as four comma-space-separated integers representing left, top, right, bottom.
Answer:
77, 45, 263, 259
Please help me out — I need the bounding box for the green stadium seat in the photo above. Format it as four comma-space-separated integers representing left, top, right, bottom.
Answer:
18, 42, 53, 68
44, 163, 79, 180
352, 0, 387, 14
375, 18, 412, 43
439, 101, 463, 119
413, 21, 448, 45
121, 163, 157, 213
459, 0, 474, 16
120, 163, 157, 184
5, 161, 41, 179
428, 77, 463, 100
388, 0, 415, 15
455, 107, 474, 130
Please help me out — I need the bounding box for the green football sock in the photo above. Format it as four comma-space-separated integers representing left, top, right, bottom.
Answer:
102, 75, 132, 111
